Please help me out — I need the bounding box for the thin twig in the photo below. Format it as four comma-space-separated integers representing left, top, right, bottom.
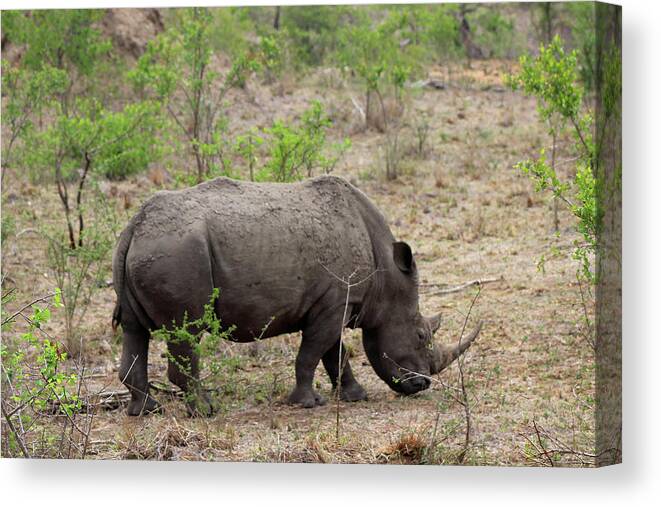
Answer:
2, 292, 58, 327
336, 270, 355, 441
319, 263, 380, 442
521, 421, 607, 466
75, 152, 92, 247
456, 285, 482, 463
533, 420, 555, 467
570, 116, 591, 155
319, 262, 383, 289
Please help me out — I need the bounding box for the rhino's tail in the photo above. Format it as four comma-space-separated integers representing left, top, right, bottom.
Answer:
111, 305, 121, 332
111, 216, 137, 332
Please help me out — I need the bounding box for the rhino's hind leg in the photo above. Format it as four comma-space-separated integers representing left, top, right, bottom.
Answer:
322, 340, 368, 403
166, 333, 215, 417
118, 304, 160, 416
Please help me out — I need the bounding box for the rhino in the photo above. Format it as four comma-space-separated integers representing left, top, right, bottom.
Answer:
112, 175, 481, 415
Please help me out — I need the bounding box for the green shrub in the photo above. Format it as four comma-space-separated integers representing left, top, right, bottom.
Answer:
208, 7, 254, 59
130, 7, 259, 183
2, 9, 162, 263
422, 4, 464, 63
336, 9, 424, 148
279, 5, 352, 68
152, 288, 236, 411
1, 290, 87, 458
338, 17, 405, 127
508, 36, 596, 281
472, 8, 518, 59
235, 128, 264, 181
95, 102, 163, 180
3, 10, 110, 76
0, 61, 67, 173
256, 101, 351, 182
24, 97, 161, 246
259, 34, 285, 83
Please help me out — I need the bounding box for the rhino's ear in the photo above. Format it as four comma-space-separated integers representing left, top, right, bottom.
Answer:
393, 241, 414, 274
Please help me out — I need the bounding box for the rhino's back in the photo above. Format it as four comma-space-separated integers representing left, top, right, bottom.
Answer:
126, 176, 386, 337
133, 176, 375, 266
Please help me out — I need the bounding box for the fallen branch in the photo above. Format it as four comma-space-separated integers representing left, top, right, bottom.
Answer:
15, 228, 39, 238
521, 421, 604, 467
45, 382, 206, 414
42, 390, 127, 414
149, 381, 184, 396
420, 277, 502, 296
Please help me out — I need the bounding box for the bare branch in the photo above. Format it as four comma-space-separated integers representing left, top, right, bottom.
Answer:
533, 420, 555, 467
319, 262, 383, 289
1, 399, 31, 458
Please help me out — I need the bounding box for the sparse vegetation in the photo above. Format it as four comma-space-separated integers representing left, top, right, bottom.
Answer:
43, 187, 120, 353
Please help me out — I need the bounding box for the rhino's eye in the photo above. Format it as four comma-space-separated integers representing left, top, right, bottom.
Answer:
417, 331, 428, 343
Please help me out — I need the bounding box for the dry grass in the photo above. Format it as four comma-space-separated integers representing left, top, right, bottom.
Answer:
380, 432, 428, 464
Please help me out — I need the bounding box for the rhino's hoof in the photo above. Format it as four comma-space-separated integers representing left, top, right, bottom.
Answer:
127, 395, 161, 416
288, 388, 326, 408
339, 383, 368, 402
185, 393, 216, 418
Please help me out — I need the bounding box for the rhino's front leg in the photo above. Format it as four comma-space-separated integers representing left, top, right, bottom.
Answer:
288, 341, 328, 408
287, 317, 342, 408
322, 340, 368, 402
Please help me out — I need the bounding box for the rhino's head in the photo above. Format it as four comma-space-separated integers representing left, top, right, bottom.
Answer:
362, 241, 481, 396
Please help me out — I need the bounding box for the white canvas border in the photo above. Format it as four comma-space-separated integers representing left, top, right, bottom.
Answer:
1, 0, 658, 505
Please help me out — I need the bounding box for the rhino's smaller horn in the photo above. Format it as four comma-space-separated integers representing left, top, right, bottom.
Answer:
438, 321, 483, 370
429, 312, 442, 334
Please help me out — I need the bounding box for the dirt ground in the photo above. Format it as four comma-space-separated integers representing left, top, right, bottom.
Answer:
1, 60, 595, 465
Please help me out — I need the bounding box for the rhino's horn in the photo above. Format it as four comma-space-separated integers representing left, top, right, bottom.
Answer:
438, 321, 483, 370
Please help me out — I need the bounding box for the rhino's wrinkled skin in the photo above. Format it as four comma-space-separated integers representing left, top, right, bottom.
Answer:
112, 175, 479, 415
